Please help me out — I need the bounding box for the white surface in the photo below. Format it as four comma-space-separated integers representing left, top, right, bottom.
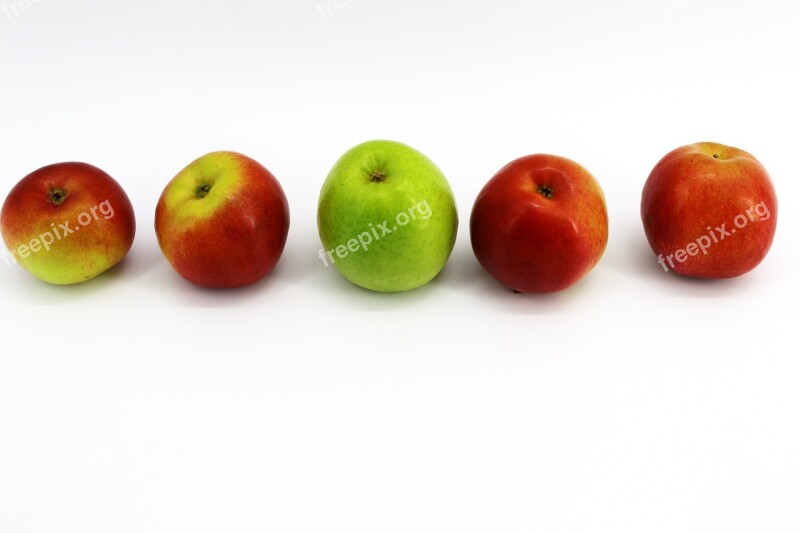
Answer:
1, 1, 799, 531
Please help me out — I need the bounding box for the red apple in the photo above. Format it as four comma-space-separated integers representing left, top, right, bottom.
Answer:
155, 151, 290, 289
470, 154, 608, 293
641, 142, 777, 278
1, 162, 136, 284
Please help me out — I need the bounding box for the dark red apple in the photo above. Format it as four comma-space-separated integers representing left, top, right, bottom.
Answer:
470, 154, 609, 293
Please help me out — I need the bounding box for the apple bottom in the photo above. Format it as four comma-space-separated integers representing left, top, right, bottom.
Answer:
474, 215, 598, 293
164, 223, 286, 289
8, 228, 133, 285
647, 210, 777, 279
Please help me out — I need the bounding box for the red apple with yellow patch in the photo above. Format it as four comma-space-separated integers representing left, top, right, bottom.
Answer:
155, 151, 290, 289
1, 162, 136, 284
470, 154, 608, 293
641, 142, 778, 278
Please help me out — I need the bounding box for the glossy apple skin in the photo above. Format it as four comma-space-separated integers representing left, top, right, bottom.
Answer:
641, 142, 777, 278
317, 140, 458, 292
1, 162, 136, 284
155, 151, 290, 289
470, 154, 608, 293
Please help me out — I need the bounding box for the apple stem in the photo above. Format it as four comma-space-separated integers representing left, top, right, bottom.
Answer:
537, 185, 554, 199
48, 187, 69, 206
196, 183, 212, 199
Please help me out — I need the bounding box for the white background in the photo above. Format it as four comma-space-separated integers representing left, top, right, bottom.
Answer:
1, 1, 799, 531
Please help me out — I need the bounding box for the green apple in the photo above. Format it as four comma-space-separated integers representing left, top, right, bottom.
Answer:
317, 140, 458, 292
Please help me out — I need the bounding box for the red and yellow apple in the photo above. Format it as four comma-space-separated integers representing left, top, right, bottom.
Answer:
641, 142, 778, 278
0, 162, 136, 284
470, 154, 608, 293
155, 151, 290, 289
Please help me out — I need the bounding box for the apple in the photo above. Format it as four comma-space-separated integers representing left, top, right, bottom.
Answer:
641, 142, 778, 278
317, 140, 458, 292
155, 151, 289, 289
470, 154, 608, 293
1, 162, 136, 285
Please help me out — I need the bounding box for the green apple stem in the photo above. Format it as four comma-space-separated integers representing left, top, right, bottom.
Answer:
195, 183, 212, 199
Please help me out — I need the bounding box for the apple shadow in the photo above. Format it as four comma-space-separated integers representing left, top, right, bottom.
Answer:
157, 262, 289, 308
9, 238, 168, 304
606, 226, 757, 298
113, 241, 163, 282
278, 232, 462, 311
432, 240, 484, 290
432, 240, 589, 315
318, 263, 441, 311
278, 233, 331, 285
3, 258, 131, 305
